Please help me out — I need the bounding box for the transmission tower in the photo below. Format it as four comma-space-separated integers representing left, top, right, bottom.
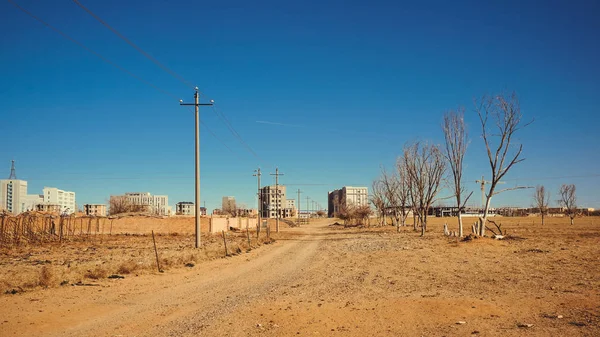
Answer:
8, 160, 17, 179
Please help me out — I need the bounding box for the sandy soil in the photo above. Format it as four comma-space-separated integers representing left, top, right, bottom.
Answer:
0, 216, 599, 336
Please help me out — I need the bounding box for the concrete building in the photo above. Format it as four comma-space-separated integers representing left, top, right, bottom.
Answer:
122, 192, 170, 216
328, 186, 369, 218
260, 185, 285, 218
42, 187, 76, 214
0, 179, 28, 214
176, 201, 195, 216
84, 204, 107, 216
24, 194, 43, 212
259, 185, 296, 218
222, 196, 236, 213
36, 204, 61, 213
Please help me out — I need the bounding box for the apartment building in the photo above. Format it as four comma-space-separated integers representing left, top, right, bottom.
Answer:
0, 179, 28, 214
176, 201, 195, 215
122, 192, 170, 215
222, 196, 236, 213
328, 186, 369, 218
84, 204, 107, 216
43, 187, 76, 214
259, 185, 296, 218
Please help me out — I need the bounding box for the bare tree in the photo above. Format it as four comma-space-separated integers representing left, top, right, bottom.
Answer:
392, 160, 411, 231
370, 179, 387, 226
402, 142, 446, 236
476, 91, 532, 236
108, 196, 148, 215
533, 185, 550, 225
442, 108, 473, 237
558, 184, 577, 225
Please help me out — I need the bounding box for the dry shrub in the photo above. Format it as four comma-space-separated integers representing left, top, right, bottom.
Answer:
38, 265, 54, 287
85, 266, 108, 279
117, 260, 139, 274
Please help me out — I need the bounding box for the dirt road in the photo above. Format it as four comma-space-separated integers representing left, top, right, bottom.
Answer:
1, 217, 599, 336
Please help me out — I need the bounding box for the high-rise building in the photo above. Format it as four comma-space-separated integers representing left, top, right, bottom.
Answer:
0, 179, 28, 214
222, 196, 236, 213
43, 187, 76, 214
0, 161, 41, 214
328, 186, 369, 218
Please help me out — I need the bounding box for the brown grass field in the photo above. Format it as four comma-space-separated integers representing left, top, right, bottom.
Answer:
0, 215, 598, 336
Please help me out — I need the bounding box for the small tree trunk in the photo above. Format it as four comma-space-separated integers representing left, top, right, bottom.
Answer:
421, 219, 426, 236
570, 217, 574, 225
541, 212, 545, 226
457, 212, 463, 237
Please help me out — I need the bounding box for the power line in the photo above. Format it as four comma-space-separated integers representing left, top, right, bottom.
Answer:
73, 0, 195, 89
211, 105, 260, 159
7, 0, 233, 152
71, 0, 258, 160
501, 173, 600, 182
7, 0, 178, 100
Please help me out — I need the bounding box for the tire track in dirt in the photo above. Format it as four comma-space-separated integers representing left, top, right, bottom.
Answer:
46, 224, 325, 336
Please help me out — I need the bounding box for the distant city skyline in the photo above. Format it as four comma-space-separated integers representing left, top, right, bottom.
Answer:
1, 0, 598, 212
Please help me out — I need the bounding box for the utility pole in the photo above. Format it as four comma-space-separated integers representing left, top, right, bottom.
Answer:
180, 87, 213, 248
475, 175, 505, 212
253, 168, 261, 230
297, 189, 302, 225
270, 168, 284, 233
306, 196, 310, 224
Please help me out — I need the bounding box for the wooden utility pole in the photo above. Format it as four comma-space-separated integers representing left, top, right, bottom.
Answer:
297, 189, 302, 224
180, 87, 213, 248
253, 168, 261, 232
270, 168, 284, 233
306, 196, 310, 224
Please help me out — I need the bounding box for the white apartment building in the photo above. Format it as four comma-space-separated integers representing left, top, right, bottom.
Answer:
0, 179, 28, 214
42, 187, 76, 214
328, 186, 369, 217
124, 192, 170, 215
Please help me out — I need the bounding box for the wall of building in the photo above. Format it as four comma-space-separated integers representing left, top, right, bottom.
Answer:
43, 187, 76, 214
0, 180, 28, 214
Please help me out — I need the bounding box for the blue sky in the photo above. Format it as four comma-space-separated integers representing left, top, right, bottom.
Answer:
1, 0, 599, 212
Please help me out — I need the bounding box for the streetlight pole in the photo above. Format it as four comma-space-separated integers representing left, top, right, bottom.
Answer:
180, 87, 213, 248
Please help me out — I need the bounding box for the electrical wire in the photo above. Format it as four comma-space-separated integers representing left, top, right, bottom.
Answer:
7, 0, 233, 152
72, 0, 260, 160
211, 105, 260, 159
73, 0, 195, 90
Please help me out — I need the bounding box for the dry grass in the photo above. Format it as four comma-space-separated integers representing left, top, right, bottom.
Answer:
0, 226, 287, 294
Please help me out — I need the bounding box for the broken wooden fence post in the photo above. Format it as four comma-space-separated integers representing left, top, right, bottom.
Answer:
151, 230, 162, 272
222, 230, 229, 257
246, 223, 251, 247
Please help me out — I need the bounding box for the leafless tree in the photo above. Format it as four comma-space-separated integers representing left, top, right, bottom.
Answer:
109, 196, 131, 215
391, 160, 411, 231
442, 108, 473, 237
108, 196, 147, 215
380, 167, 401, 227
476, 91, 532, 236
402, 141, 446, 236
533, 185, 550, 225
370, 179, 387, 226
558, 184, 577, 225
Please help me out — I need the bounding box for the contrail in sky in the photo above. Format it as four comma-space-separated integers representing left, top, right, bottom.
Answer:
256, 120, 304, 127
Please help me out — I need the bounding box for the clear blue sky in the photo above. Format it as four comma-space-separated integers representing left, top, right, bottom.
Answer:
1, 0, 599, 212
